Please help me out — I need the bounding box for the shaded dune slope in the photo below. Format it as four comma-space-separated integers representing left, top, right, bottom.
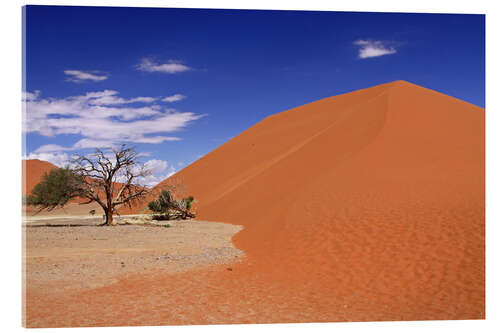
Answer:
152, 80, 484, 320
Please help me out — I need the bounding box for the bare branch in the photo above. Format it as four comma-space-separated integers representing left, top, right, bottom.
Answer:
68, 144, 153, 225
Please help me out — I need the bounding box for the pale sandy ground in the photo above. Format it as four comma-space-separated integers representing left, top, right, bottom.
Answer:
23, 216, 244, 327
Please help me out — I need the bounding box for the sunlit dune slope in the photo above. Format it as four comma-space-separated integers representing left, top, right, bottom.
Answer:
152, 80, 484, 319
23, 159, 58, 196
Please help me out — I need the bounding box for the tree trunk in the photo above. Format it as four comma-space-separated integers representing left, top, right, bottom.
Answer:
104, 207, 115, 226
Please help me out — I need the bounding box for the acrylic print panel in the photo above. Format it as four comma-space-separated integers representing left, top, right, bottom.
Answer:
22, 5, 485, 328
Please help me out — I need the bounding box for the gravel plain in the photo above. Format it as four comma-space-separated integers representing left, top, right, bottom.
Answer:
23, 217, 244, 291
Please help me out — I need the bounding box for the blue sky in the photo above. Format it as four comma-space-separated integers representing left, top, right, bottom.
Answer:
23, 6, 485, 186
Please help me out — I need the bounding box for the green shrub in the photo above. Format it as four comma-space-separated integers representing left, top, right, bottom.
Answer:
147, 190, 195, 220
25, 168, 84, 211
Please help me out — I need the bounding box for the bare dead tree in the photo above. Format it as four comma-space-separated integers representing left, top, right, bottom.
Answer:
70, 145, 152, 226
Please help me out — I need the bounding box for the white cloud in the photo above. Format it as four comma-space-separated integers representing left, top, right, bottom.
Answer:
165, 168, 176, 178
22, 90, 40, 101
137, 58, 191, 74
23, 151, 175, 188
118, 158, 175, 187
131, 136, 181, 144
64, 70, 108, 82
353, 40, 397, 59
162, 94, 186, 103
23, 152, 71, 167
24, 90, 204, 151
139, 168, 176, 187
34, 144, 72, 153
84, 90, 158, 105
144, 159, 168, 174
72, 139, 117, 150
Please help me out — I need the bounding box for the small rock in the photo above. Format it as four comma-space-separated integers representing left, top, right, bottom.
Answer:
227, 268, 232, 271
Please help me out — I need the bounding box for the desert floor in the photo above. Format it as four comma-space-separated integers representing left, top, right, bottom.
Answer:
23, 212, 484, 327
23, 216, 245, 327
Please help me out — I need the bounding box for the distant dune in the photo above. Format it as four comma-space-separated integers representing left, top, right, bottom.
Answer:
149, 80, 485, 320
22, 159, 57, 196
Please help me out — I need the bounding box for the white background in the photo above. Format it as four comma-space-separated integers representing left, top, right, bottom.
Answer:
1, 1, 498, 332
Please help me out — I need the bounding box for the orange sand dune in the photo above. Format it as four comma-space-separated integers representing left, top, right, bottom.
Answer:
153, 80, 485, 321
25, 80, 484, 326
22, 159, 57, 196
